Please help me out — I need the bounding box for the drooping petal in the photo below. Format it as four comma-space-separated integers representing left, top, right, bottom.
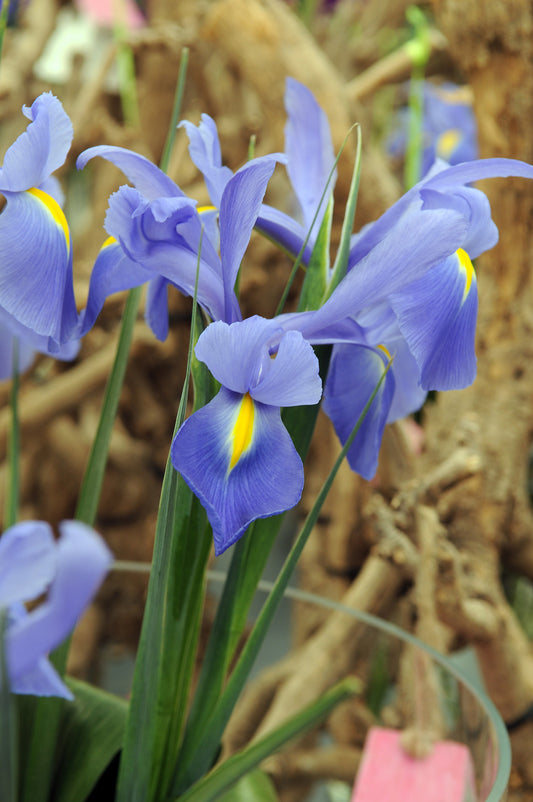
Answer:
171, 387, 305, 553
145, 276, 170, 341
179, 114, 233, 207
76, 145, 183, 201
0, 94, 73, 192
0, 188, 78, 344
4, 603, 71, 698
7, 521, 112, 681
323, 344, 395, 480
0, 521, 56, 606
284, 78, 337, 235
389, 248, 478, 390
194, 316, 322, 406
79, 236, 154, 336
385, 337, 427, 422
219, 155, 284, 321
0, 305, 79, 379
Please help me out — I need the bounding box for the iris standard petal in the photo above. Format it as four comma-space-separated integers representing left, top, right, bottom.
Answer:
251, 329, 322, 407
171, 387, 305, 553
427, 156, 533, 190
219, 156, 283, 320
11, 652, 72, 698
7, 521, 112, 681
255, 204, 313, 264
145, 276, 170, 341
0, 188, 78, 343
179, 114, 233, 207
389, 249, 478, 390
0, 93, 73, 192
284, 78, 337, 235
0, 521, 56, 606
77, 145, 183, 201
323, 344, 395, 480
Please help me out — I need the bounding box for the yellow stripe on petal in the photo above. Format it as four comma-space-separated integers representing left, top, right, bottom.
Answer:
198, 205, 217, 214
27, 187, 70, 251
457, 247, 475, 301
229, 392, 255, 471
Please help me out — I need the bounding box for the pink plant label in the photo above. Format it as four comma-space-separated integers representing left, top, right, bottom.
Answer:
351, 727, 477, 802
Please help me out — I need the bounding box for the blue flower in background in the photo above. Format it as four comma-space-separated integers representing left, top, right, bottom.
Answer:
0, 93, 79, 348
171, 315, 322, 554
388, 81, 478, 176
0, 520, 112, 697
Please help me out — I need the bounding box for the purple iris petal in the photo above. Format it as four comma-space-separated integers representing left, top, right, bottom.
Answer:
385, 337, 427, 422
323, 344, 395, 480
179, 114, 233, 207
103, 184, 234, 322
145, 276, 170, 341
79, 237, 153, 337
284, 77, 336, 236
255, 204, 313, 264
0, 522, 56, 606
76, 145, 182, 201
0, 94, 73, 192
6, 520, 112, 696
171, 387, 305, 554
219, 156, 286, 321
0, 189, 78, 345
194, 316, 322, 407
389, 249, 478, 390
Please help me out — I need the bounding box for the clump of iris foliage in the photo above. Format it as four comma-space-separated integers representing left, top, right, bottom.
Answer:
2, 47, 533, 802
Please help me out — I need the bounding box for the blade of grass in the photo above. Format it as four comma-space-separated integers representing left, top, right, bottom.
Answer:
178, 678, 359, 802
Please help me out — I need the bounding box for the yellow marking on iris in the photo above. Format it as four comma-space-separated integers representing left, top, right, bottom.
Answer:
27, 187, 70, 251
436, 128, 461, 161
457, 247, 475, 301
377, 344, 392, 361
198, 204, 217, 214
101, 235, 117, 250
228, 392, 255, 472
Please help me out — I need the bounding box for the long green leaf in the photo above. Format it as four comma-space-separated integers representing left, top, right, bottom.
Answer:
172, 359, 391, 792
177, 678, 359, 802
0, 609, 17, 802
50, 678, 127, 802
218, 770, 279, 802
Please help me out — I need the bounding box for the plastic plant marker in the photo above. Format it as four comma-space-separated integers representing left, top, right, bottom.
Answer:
351, 727, 476, 802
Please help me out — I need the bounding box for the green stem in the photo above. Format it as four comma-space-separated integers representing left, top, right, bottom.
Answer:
4, 337, 19, 530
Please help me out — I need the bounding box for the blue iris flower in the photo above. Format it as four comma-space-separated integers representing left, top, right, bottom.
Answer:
388, 81, 479, 176
76, 145, 284, 335
0, 520, 112, 697
171, 315, 322, 554
0, 93, 79, 349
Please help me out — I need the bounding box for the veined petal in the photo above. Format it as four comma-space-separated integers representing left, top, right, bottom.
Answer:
284, 78, 336, 235
179, 114, 233, 207
0, 188, 78, 343
76, 145, 183, 201
389, 248, 478, 390
195, 316, 321, 406
323, 344, 395, 480
0, 522, 56, 606
7, 521, 112, 681
0, 305, 79, 377
219, 155, 283, 321
0, 93, 73, 192
171, 387, 304, 553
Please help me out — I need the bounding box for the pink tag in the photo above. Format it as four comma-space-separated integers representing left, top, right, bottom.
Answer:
351, 727, 476, 802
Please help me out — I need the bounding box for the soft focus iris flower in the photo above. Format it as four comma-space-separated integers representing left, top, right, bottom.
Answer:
388, 81, 478, 176
171, 316, 322, 554
0, 520, 112, 698
0, 93, 79, 349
